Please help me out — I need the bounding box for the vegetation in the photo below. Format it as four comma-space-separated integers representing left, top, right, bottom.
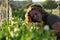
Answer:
0, 18, 57, 40
12, 7, 26, 20
42, 1, 58, 13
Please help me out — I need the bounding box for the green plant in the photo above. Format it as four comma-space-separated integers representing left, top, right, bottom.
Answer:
0, 18, 57, 40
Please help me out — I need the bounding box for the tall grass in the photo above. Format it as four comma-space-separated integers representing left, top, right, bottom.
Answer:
0, 18, 57, 40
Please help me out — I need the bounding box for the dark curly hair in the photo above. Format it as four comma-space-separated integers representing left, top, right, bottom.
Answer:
25, 4, 48, 24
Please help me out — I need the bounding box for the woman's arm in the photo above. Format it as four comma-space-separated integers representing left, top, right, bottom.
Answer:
52, 22, 60, 35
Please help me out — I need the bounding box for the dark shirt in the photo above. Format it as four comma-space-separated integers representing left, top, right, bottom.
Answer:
46, 14, 60, 27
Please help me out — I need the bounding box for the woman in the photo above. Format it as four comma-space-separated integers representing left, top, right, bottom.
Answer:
25, 4, 60, 39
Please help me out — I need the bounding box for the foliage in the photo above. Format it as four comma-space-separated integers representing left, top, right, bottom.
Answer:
25, 0, 32, 8
42, 1, 58, 13
0, 18, 57, 40
12, 7, 26, 20
42, 1, 58, 9
11, 0, 32, 20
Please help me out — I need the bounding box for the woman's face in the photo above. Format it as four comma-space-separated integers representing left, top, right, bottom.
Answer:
29, 10, 42, 22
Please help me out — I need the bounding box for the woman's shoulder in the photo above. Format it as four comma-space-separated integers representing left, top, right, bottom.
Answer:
48, 14, 60, 19
46, 14, 60, 26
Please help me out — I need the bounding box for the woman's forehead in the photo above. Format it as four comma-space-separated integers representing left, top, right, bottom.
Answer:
29, 10, 41, 15
31, 7, 41, 11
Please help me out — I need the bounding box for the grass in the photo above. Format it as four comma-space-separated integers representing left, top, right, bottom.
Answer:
45, 9, 59, 16
0, 18, 57, 40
